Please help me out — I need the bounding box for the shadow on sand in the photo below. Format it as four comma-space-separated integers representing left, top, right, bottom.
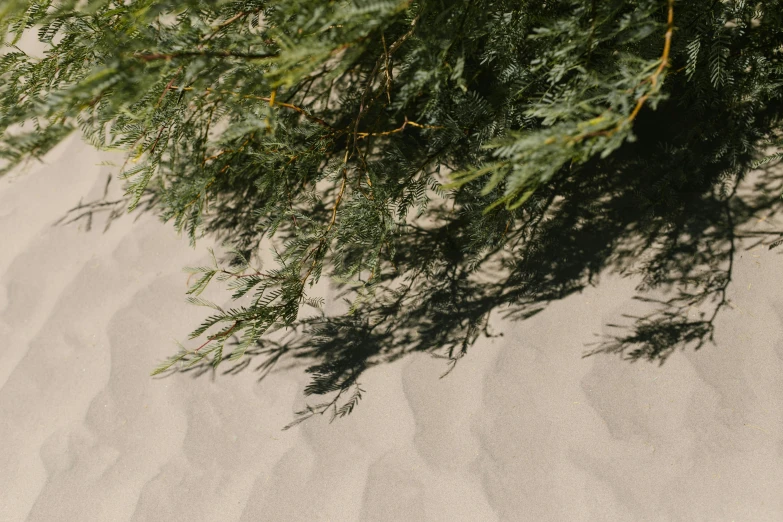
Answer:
57, 108, 783, 425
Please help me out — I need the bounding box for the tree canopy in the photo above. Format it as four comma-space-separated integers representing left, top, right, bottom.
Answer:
3, 0, 783, 426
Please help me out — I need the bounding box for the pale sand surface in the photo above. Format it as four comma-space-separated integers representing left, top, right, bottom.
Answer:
1, 135, 782, 521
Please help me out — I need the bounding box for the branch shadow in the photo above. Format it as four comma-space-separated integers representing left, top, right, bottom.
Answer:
62, 101, 783, 425
52, 172, 159, 232
168, 136, 783, 423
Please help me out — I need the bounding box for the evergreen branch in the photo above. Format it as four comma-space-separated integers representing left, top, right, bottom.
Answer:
5, 0, 783, 427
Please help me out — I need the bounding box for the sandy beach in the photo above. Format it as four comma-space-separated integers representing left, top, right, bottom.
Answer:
1, 135, 782, 521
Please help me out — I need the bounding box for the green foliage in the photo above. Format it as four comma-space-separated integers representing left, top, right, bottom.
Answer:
3, 0, 783, 426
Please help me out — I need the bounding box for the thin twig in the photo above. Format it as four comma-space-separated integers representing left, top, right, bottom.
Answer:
204, 10, 258, 41
351, 15, 420, 157
195, 321, 240, 352
135, 50, 277, 61
355, 116, 442, 139
301, 163, 348, 286
170, 85, 334, 129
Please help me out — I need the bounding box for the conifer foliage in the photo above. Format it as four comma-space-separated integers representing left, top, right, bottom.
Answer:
3, 1, 783, 424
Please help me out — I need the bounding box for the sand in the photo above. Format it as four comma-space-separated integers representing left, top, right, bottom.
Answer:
1, 135, 782, 521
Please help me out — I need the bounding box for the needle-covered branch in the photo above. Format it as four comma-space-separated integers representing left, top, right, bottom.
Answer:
4, 0, 783, 428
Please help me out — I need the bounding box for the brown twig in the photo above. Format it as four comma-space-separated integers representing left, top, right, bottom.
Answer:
355, 116, 442, 139
194, 321, 240, 352
351, 15, 420, 157
300, 166, 348, 286
149, 124, 168, 154
611, 0, 675, 130
156, 69, 182, 107
169, 85, 334, 129
204, 10, 257, 41
565, 0, 675, 144
135, 50, 277, 61
381, 33, 392, 104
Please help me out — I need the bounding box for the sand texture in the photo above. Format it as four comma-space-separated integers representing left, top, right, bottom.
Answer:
1, 136, 783, 521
